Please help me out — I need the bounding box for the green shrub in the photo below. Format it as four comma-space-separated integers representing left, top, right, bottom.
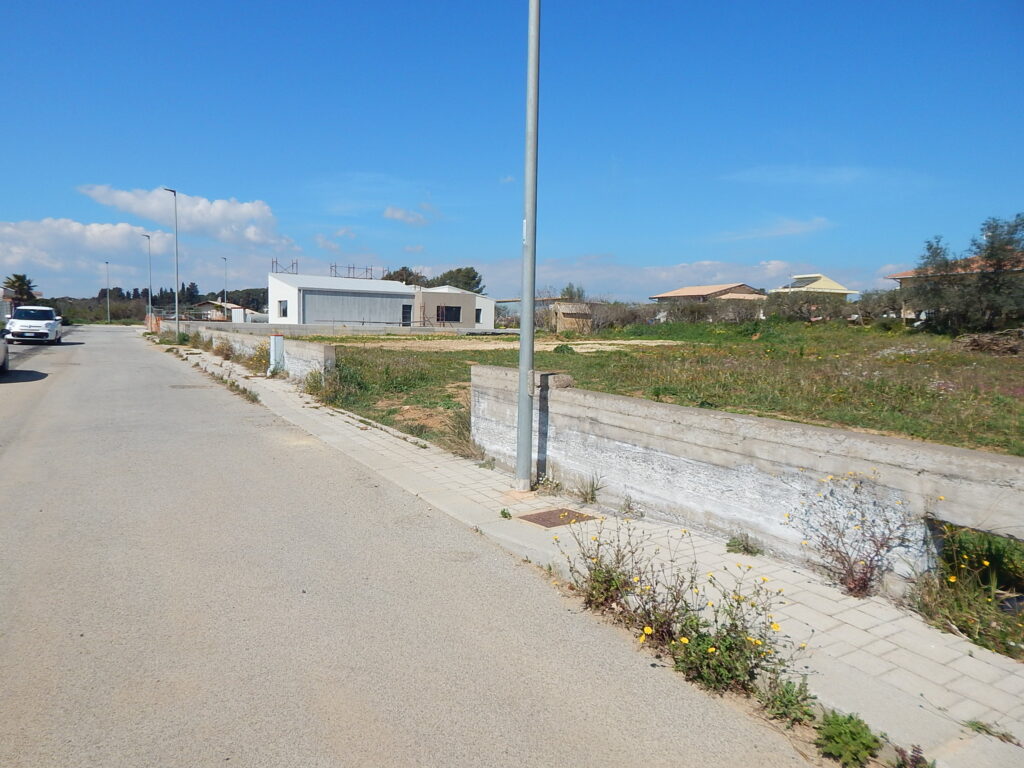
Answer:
552, 343, 577, 354
814, 711, 881, 767
758, 676, 816, 727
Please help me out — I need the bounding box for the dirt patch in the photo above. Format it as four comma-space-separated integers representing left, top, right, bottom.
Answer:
390, 405, 449, 432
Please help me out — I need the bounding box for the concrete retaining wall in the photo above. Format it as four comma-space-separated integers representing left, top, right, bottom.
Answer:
168, 325, 334, 381
154, 319, 513, 338
471, 365, 1024, 563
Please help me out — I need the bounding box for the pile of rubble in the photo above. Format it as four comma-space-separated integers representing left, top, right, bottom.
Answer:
953, 328, 1024, 355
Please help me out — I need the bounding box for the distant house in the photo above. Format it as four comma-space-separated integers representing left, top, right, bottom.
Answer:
769, 274, 858, 297
649, 283, 765, 303
552, 302, 593, 334
193, 300, 244, 321
886, 255, 1024, 319
266, 273, 495, 329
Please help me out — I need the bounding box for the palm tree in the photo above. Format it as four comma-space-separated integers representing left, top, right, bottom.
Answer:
3, 273, 37, 307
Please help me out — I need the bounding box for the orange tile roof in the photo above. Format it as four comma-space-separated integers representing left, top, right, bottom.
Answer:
887, 254, 1024, 280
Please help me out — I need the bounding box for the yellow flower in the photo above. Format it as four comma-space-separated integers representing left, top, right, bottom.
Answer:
590, 557, 598, 563
938, 495, 945, 501
552, 535, 559, 542
799, 643, 807, 649
801, 540, 809, 546
643, 626, 653, 635
642, 585, 652, 591
982, 560, 990, 566
761, 576, 770, 583
680, 528, 688, 534
591, 536, 598, 541
754, 638, 763, 646
632, 576, 640, 583
707, 601, 715, 607
678, 637, 689, 644
638, 634, 647, 643
961, 554, 968, 560
746, 636, 756, 644
948, 575, 957, 583
707, 647, 717, 654
770, 622, 781, 632
853, 525, 861, 530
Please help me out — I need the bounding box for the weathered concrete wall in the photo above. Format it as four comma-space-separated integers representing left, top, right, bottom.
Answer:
157, 319, 512, 338
171, 326, 334, 381
471, 365, 1024, 563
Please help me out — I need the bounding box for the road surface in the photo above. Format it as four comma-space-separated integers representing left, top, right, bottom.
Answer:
0, 326, 807, 767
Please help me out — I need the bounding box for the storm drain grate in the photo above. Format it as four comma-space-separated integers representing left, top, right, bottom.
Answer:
518, 508, 596, 528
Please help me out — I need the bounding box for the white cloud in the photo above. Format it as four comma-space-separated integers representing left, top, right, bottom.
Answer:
315, 234, 341, 253
79, 184, 296, 249
499, 175, 514, 184
383, 206, 427, 226
334, 227, 356, 239
403, 244, 424, 253
716, 217, 832, 242
0, 218, 173, 273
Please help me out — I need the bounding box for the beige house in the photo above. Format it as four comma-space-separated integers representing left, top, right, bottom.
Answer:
769, 274, 858, 297
649, 283, 765, 303
552, 302, 593, 333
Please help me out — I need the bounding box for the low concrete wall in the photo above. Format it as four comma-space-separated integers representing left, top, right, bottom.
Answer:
471, 365, 1024, 563
154, 319, 514, 338
168, 325, 334, 381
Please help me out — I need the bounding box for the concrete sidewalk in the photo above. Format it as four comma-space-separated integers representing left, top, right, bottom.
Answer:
179, 344, 1024, 768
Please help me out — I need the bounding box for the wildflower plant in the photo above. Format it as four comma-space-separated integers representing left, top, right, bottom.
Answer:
561, 518, 803, 694
788, 472, 922, 597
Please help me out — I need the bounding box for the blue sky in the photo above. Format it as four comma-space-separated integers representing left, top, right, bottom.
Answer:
2, 1, 1022, 301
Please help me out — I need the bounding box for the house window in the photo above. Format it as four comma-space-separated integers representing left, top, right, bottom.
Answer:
475, 308, 482, 324
436, 305, 461, 323
278, 300, 288, 318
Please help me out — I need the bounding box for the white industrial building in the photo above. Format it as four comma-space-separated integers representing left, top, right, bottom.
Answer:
267, 273, 495, 330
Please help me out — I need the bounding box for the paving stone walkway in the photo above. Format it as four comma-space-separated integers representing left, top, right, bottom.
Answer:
185, 345, 1024, 768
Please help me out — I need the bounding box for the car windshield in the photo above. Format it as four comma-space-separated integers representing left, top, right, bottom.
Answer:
12, 308, 55, 321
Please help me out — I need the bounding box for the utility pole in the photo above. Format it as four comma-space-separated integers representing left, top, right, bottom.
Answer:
515, 0, 541, 490
104, 261, 110, 323
142, 234, 152, 321
163, 187, 180, 339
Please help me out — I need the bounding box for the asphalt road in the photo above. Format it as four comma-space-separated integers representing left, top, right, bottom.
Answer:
0, 326, 808, 767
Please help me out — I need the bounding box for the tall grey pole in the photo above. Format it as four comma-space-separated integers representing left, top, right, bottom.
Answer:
142, 234, 152, 321
222, 256, 227, 318
105, 261, 110, 322
514, 0, 540, 490
164, 188, 180, 339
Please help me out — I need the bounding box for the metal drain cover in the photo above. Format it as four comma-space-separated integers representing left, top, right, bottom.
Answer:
518, 508, 596, 528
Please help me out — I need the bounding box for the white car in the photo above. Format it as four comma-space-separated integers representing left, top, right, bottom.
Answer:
5, 306, 63, 344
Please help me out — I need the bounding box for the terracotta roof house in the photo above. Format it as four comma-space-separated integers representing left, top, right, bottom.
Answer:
649, 283, 765, 303
769, 274, 858, 296
885, 255, 1024, 285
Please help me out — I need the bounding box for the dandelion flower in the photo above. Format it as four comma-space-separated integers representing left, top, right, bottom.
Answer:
799, 643, 807, 649
761, 576, 770, 583
938, 495, 945, 501
982, 560, 990, 567
643, 626, 653, 635
770, 622, 781, 632
961, 554, 968, 560
552, 535, 559, 542
591, 536, 598, 541
678, 637, 689, 644
948, 575, 957, 583
632, 576, 640, 583
707, 647, 717, 654
707, 601, 715, 607
638, 634, 647, 643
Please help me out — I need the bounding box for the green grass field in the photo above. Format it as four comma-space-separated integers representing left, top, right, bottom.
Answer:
305, 321, 1024, 456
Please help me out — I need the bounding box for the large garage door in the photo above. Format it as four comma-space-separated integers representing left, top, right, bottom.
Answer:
300, 290, 410, 325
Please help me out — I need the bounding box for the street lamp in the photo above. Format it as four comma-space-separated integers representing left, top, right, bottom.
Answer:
222, 256, 227, 320
104, 261, 110, 323
142, 234, 152, 322
515, 0, 541, 490
163, 187, 180, 339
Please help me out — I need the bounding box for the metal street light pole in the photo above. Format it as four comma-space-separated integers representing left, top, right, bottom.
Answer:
222, 256, 227, 319
142, 234, 152, 322
104, 261, 110, 323
163, 188, 180, 339
515, 0, 541, 491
